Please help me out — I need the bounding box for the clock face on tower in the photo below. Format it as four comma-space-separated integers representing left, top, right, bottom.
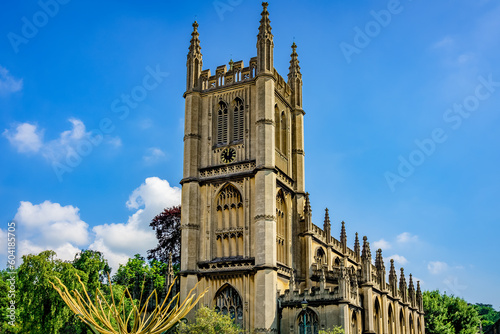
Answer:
221, 147, 236, 164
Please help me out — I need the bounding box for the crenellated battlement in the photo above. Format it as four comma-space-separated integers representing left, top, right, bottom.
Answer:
200, 57, 258, 91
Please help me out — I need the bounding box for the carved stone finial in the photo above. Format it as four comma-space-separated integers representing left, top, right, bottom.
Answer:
375, 249, 385, 271
188, 20, 201, 57
288, 42, 301, 78
354, 232, 360, 259
361, 236, 371, 260
340, 221, 347, 244
258, 2, 272, 38
304, 192, 311, 214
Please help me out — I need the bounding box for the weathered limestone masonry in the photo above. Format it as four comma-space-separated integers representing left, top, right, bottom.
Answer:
179, 2, 425, 333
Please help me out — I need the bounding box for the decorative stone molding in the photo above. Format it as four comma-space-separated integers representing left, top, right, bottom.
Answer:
256, 118, 274, 126
183, 133, 201, 141
200, 161, 256, 179
180, 224, 200, 230
276, 168, 294, 189
254, 215, 276, 222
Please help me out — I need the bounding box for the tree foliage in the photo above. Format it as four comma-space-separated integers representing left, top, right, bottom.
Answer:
423, 290, 481, 334
72, 249, 111, 294
473, 303, 500, 332
17, 250, 90, 334
147, 206, 181, 264
112, 254, 169, 301
177, 306, 241, 334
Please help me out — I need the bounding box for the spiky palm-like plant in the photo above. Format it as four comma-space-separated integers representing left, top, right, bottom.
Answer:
50, 274, 207, 334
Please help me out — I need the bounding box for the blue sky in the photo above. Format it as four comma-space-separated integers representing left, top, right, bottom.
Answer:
1, 0, 499, 307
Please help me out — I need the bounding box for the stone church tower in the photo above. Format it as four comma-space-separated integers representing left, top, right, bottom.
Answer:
179, 3, 425, 333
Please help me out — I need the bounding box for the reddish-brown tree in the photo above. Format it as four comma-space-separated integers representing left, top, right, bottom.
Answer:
147, 205, 181, 264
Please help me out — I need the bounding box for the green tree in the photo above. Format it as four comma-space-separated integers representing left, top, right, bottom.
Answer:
177, 306, 241, 334
112, 254, 168, 302
423, 290, 480, 334
474, 303, 500, 332
72, 249, 111, 294
17, 250, 91, 334
0, 269, 21, 333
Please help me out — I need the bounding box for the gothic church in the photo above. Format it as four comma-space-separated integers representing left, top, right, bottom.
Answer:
179, 3, 425, 333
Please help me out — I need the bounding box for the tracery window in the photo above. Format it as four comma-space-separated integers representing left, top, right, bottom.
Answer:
214, 285, 243, 327
215, 98, 244, 146
232, 98, 244, 142
215, 184, 243, 258
281, 111, 287, 153
351, 311, 361, 334
275, 105, 280, 150
298, 309, 319, 334
374, 298, 382, 334
400, 310, 406, 334
315, 248, 326, 265
276, 190, 287, 264
217, 101, 228, 145
388, 305, 395, 334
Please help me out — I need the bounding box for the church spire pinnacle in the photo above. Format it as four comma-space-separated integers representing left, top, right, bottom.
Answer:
188, 21, 201, 57
361, 236, 371, 261
324, 208, 331, 228
256, 2, 274, 74
354, 232, 360, 261
324, 208, 331, 243
258, 2, 272, 39
288, 42, 303, 108
186, 21, 202, 91
288, 42, 301, 78
375, 249, 385, 271
340, 221, 347, 253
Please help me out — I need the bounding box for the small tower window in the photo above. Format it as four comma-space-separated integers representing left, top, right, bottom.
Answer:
217, 101, 228, 145
232, 98, 244, 142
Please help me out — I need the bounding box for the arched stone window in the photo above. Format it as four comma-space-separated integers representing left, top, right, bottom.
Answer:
400, 309, 406, 334
315, 248, 326, 265
232, 98, 244, 142
214, 284, 243, 327
275, 104, 280, 150
409, 313, 415, 334
388, 304, 395, 334
334, 257, 341, 267
276, 190, 287, 264
417, 317, 422, 334
351, 310, 361, 334
217, 101, 228, 145
374, 298, 382, 334
215, 184, 243, 258
281, 111, 287, 153
298, 308, 319, 334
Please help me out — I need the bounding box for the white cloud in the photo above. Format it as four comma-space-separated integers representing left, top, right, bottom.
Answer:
4, 119, 123, 164
387, 254, 408, 266
14, 200, 90, 249
3, 123, 43, 153
90, 177, 181, 271
373, 239, 391, 250
428, 261, 449, 275
396, 232, 418, 244
0, 65, 22, 96
143, 147, 166, 164
0, 177, 181, 272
